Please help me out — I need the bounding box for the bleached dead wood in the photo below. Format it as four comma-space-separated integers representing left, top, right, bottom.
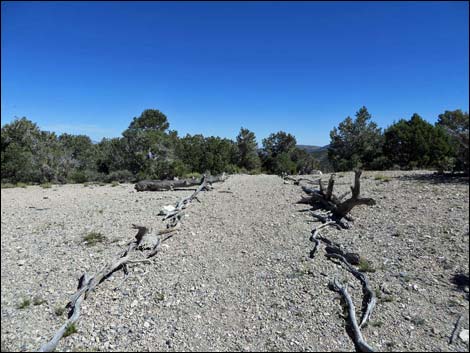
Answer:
297, 170, 375, 225
309, 221, 337, 259
329, 278, 376, 352
282, 173, 322, 185
325, 253, 376, 328
294, 171, 379, 352
38, 274, 90, 352
135, 173, 226, 192
37, 176, 215, 352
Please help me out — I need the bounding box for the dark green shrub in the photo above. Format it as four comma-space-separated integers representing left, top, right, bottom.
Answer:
68, 170, 88, 184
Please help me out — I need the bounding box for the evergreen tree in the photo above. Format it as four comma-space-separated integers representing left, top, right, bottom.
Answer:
328, 107, 384, 171
261, 131, 297, 173
383, 113, 454, 170
236, 128, 261, 171
436, 109, 469, 174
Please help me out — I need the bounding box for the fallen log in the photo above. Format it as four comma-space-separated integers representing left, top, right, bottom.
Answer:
135, 173, 226, 191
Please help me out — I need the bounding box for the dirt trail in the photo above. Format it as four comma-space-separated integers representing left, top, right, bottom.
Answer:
155, 174, 350, 351
1, 172, 469, 352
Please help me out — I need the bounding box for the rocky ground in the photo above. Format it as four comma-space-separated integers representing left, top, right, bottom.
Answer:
1, 170, 469, 352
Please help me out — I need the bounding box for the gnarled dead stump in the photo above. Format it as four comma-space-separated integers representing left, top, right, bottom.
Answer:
298, 170, 375, 225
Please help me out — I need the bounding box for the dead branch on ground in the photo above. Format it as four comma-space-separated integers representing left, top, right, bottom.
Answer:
329, 278, 376, 352
38, 175, 214, 352
135, 173, 226, 191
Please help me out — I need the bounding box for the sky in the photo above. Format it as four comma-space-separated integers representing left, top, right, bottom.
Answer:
1, 1, 468, 146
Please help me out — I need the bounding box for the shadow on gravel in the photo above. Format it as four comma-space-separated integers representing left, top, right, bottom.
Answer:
451, 273, 469, 291
397, 172, 469, 185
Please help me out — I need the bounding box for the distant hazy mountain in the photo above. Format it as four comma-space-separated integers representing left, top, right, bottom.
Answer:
297, 144, 333, 172
296, 145, 328, 153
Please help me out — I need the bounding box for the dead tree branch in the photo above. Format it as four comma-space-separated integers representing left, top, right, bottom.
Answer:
329, 278, 376, 352
38, 274, 91, 352
325, 253, 376, 328
37, 176, 215, 352
135, 173, 226, 192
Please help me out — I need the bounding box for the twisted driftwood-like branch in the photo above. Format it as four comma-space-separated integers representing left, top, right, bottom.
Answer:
325, 253, 376, 328
38, 176, 214, 352
135, 173, 226, 192
298, 170, 375, 225
38, 274, 90, 352
309, 221, 337, 259
329, 278, 376, 352
283, 175, 321, 185
295, 173, 379, 352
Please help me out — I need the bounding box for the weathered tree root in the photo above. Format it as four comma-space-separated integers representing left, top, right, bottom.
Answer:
309, 221, 338, 259
325, 253, 376, 328
307, 222, 377, 351
38, 274, 90, 352
329, 278, 376, 352
296, 172, 379, 352
38, 175, 214, 352
298, 170, 375, 227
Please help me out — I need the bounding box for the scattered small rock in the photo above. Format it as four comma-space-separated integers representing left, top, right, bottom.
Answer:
459, 329, 469, 343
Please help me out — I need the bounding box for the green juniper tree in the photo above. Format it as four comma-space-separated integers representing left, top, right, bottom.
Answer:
436, 109, 469, 174
236, 127, 261, 171
328, 107, 384, 171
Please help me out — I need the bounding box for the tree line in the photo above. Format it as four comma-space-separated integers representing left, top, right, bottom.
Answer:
328, 107, 468, 174
0, 109, 319, 184
1, 107, 468, 185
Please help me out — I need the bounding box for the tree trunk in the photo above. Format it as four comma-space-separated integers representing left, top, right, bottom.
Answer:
135, 174, 226, 192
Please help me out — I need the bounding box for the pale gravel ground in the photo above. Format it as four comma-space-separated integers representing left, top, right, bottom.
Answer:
1, 171, 469, 352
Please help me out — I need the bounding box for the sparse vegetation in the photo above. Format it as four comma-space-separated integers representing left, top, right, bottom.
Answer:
357, 258, 376, 273
54, 306, 66, 317
155, 293, 165, 302
1, 183, 15, 188
63, 323, 77, 337
374, 175, 391, 182
370, 320, 383, 327
411, 317, 425, 326
381, 295, 395, 303
111, 180, 119, 187
33, 296, 47, 306
17, 298, 31, 309
40, 182, 52, 188
184, 172, 202, 179
83, 232, 106, 246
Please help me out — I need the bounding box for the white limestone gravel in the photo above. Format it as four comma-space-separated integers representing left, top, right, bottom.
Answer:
1, 171, 468, 352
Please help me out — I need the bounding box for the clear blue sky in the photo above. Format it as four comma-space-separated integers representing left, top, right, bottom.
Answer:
1, 1, 468, 145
